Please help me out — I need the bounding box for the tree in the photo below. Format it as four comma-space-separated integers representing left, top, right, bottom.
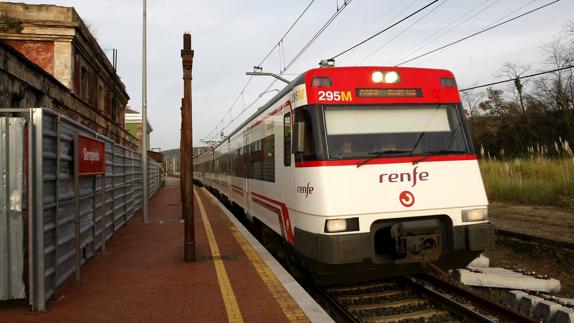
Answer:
496, 62, 531, 117
479, 88, 510, 117
461, 89, 484, 117
532, 25, 574, 113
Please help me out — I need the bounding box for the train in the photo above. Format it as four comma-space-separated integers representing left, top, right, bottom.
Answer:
193, 66, 494, 281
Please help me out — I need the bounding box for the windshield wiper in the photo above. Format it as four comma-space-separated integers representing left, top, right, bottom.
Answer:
356, 149, 411, 168
412, 119, 466, 165
412, 150, 467, 165
408, 132, 426, 157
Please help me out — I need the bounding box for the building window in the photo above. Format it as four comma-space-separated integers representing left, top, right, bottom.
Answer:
97, 81, 105, 112
80, 66, 90, 102
112, 99, 119, 123
106, 90, 113, 117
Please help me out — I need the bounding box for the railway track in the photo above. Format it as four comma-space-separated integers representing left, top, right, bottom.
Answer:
315, 273, 537, 323
208, 189, 538, 322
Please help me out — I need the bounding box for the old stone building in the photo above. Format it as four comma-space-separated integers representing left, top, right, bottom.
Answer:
0, 2, 135, 147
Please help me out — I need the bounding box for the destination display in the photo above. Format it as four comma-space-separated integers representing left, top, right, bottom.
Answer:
356, 88, 422, 98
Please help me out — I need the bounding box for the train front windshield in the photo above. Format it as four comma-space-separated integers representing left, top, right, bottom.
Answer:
323, 104, 470, 160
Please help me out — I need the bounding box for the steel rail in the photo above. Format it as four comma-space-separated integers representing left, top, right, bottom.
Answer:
417, 273, 538, 322
313, 286, 360, 323
399, 276, 496, 322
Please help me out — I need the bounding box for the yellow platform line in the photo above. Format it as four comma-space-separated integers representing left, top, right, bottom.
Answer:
194, 188, 244, 323
203, 193, 309, 323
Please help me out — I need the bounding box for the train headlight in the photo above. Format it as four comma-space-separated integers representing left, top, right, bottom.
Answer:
325, 218, 359, 233
384, 71, 400, 83
371, 71, 384, 83
326, 219, 347, 233
462, 208, 488, 222
371, 71, 400, 84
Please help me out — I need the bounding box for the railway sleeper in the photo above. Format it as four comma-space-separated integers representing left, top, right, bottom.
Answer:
360, 309, 453, 323
336, 289, 406, 302
348, 298, 430, 312
327, 282, 398, 295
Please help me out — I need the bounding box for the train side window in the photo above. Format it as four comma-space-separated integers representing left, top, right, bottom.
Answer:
262, 134, 275, 182
283, 112, 291, 166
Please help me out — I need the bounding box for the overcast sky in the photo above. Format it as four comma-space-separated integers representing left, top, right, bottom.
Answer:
21, 0, 574, 150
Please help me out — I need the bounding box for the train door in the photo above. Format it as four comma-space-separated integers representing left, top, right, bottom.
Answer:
278, 112, 294, 226
243, 133, 253, 220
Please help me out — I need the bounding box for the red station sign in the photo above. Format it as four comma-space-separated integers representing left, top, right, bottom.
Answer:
77, 134, 106, 176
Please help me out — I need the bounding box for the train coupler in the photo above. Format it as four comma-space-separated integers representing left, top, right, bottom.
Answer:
391, 221, 442, 263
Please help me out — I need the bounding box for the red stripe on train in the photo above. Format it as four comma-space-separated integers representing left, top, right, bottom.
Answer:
295, 154, 477, 167
251, 192, 295, 245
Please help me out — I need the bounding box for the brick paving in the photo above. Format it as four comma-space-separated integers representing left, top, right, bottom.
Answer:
0, 177, 309, 322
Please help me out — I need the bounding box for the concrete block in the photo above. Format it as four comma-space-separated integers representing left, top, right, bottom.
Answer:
554, 308, 574, 323
505, 290, 529, 308
517, 295, 544, 316
533, 299, 563, 322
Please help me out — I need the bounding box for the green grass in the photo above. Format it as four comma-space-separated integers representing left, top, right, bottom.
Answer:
479, 157, 574, 207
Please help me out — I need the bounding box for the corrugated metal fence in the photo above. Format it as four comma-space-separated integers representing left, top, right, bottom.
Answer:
0, 108, 163, 311
0, 117, 26, 301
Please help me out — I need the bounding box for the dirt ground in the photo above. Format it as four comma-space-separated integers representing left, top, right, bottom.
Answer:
488, 202, 574, 244
480, 202, 574, 298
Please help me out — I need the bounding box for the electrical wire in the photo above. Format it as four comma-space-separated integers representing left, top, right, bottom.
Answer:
202, 1, 355, 144
256, 0, 316, 68
283, 0, 353, 73
397, 0, 542, 67
395, 0, 560, 66
357, 0, 449, 65
330, 0, 440, 60
199, 1, 317, 144
460, 65, 574, 92
336, 0, 420, 64
390, 0, 500, 65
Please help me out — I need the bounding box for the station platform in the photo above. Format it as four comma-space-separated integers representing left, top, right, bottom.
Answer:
0, 177, 332, 322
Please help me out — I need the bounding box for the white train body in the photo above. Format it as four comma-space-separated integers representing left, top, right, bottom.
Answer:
194, 67, 494, 278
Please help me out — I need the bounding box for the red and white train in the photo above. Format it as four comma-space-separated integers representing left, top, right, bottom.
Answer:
193, 66, 494, 280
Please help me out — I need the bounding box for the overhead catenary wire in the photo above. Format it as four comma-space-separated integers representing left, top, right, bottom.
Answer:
357, 0, 449, 65
199, 1, 317, 144
460, 65, 574, 92
333, 0, 420, 64
395, 0, 560, 66
396, 0, 541, 67
389, 0, 501, 66
283, 0, 353, 73
203, 1, 355, 144
257, 0, 316, 68
330, 0, 441, 60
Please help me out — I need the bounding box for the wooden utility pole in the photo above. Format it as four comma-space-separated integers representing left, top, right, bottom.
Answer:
181, 33, 195, 261
180, 99, 185, 219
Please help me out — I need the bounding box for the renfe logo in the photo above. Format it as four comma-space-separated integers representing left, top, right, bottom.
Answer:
399, 191, 415, 207
379, 166, 429, 187
296, 182, 314, 198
